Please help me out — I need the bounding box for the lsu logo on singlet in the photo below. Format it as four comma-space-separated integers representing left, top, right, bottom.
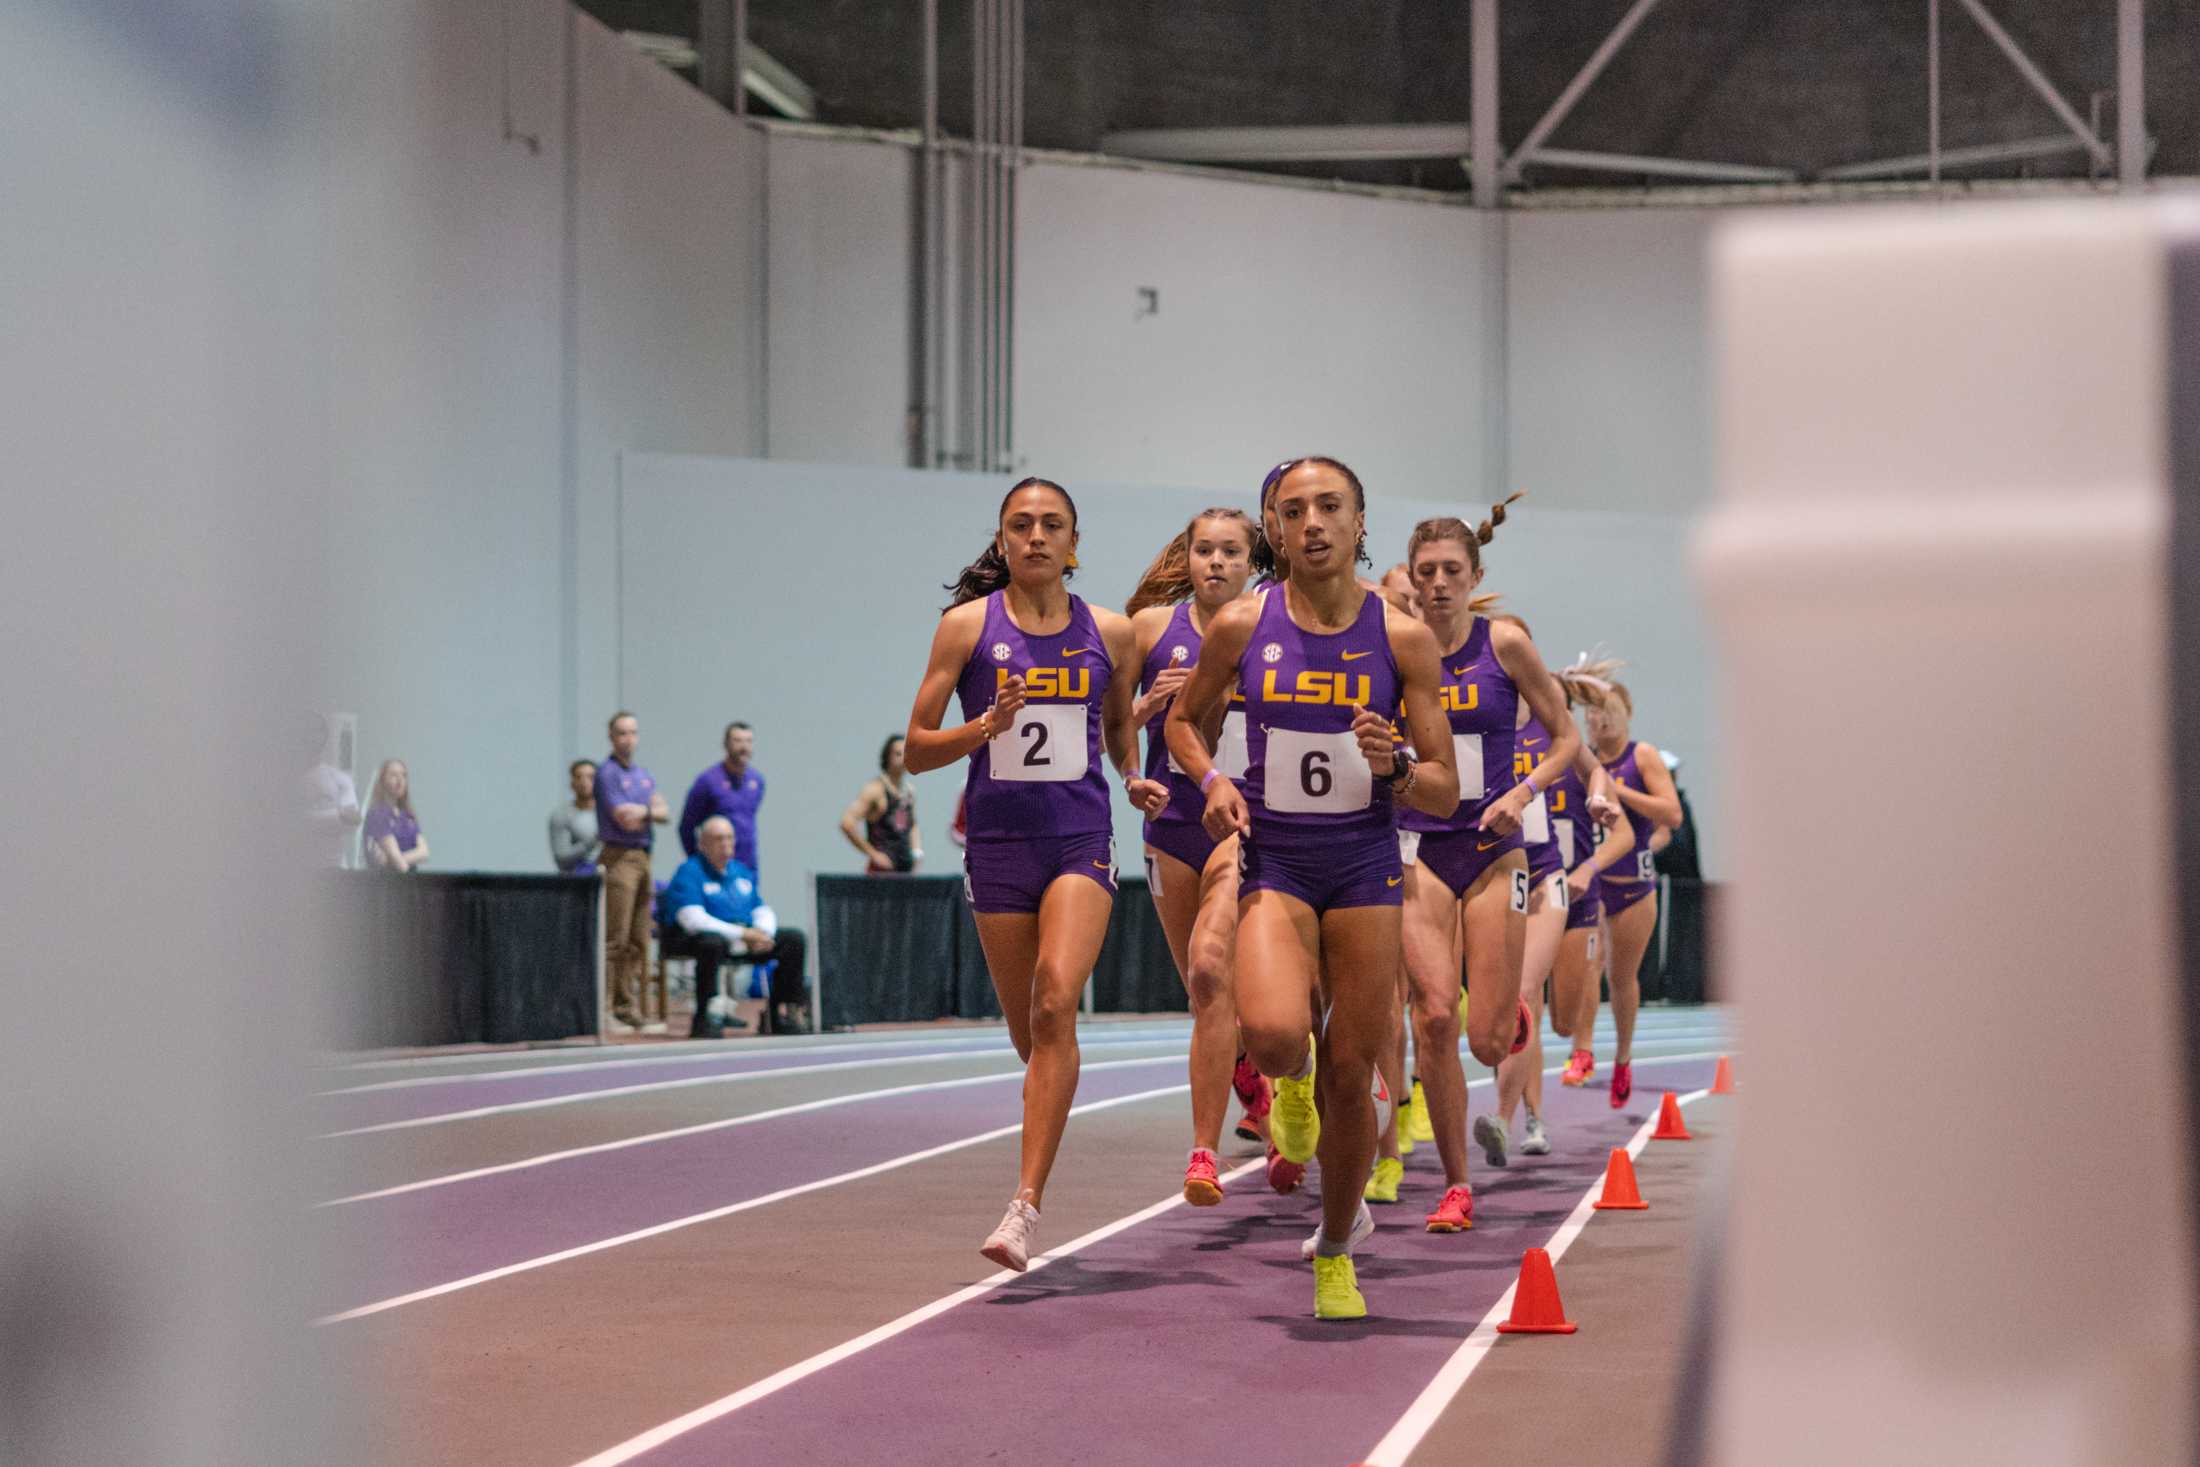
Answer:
1258, 670, 1371, 706
1440, 683, 1480, 714
999, 667, 1090, 699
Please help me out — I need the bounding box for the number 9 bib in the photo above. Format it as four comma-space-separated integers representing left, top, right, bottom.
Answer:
1262, 726, 1372, 815
992, 705, 1088, 783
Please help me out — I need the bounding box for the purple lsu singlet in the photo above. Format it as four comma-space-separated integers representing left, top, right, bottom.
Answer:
1546, 748, 1596, 873
1400, 616, 1517, 835
1599, 739, 1660, 891
1239, 588, 1399, 838
1514, 712, 1564, 874
1141, 601, 1248, 827
955, 591, 1112, 840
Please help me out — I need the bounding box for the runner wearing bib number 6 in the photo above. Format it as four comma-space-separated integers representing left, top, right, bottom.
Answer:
1397, 512, 1587, 1230
902, 479, 1169, 1273
1124, 507, 1265, 1207
1585, 678, 1682, 1109
1166, 456, 1462, 1322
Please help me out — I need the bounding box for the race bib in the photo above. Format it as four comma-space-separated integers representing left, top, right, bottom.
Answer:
1556, 823, 1576, 868
992, 705, 1087, 783
1453, 732, 1485, 802
1520, 788, 1551, 845
1262, 726, 1372, 815
1171, 708, 1250, 780
1398, 829, 1421, 867
1509, 867, 1530, 914
1636, 849, 1657, 882
1547, 870, 1569, 910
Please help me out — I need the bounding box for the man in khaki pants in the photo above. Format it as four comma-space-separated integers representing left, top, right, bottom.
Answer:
595, 711, 668, 1031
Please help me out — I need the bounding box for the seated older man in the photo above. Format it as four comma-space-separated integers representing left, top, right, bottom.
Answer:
659, 815, 811, 1037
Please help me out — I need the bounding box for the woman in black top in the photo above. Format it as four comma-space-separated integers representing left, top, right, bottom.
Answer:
840, 733, 924, 873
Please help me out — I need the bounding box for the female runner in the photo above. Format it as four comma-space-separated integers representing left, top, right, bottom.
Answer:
1581, 675, 1681, 1107
1169, 457, 1460, 1320
1479, 626, 1619, 1162
902, 478, 1168, 1271
1125, 506, 1264, 1206
1551, 657, 1634, 1089
1394, 509, 1579, 1231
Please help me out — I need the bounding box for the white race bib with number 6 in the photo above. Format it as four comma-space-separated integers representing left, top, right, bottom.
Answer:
1520, 788, 1550, 845
1263, 727, 1372, 814
992, 705, 1087, 783
1171, 708, 1250, 780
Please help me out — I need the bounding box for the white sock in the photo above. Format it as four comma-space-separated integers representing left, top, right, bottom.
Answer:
1286, 1046, 1314, 1082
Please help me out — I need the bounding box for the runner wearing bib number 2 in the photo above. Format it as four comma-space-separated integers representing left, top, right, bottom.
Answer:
1585, 677, 1683, 1109
1398, 512, 1584, 1230
903, 479, 1168, 1274
1167, 456, 1462, 1322
1125, 507, 1265, 1207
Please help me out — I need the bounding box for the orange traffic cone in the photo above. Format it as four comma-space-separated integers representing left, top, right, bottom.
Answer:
1591, 1147, 1649, 1210
1495, 1247, 1577, 1334
1652, 1090, 1692, 1140
1711, 1056, 1736, 1094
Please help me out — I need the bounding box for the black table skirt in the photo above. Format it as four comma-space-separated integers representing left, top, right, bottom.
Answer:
816, 874, 1184, 1028
335, 872, 599, 1047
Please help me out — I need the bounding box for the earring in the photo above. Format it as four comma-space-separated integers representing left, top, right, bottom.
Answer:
1068, 551, 1080, 569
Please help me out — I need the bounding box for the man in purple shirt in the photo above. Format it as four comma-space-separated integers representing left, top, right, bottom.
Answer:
679, 720, 767, 874
597, 710, 669, 1031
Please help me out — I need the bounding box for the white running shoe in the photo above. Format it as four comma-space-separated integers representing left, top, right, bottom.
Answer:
980, 1198, 1041, 1272
1520, 1113, 1551, 1156
1473, 1113, 1510, 1168
1301, 1199, 1377, 1260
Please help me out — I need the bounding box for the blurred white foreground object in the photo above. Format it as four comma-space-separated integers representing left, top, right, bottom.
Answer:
1697, 199, 2199, 1466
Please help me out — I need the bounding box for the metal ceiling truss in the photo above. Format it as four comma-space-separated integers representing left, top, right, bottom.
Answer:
1099, 0, 2151, 200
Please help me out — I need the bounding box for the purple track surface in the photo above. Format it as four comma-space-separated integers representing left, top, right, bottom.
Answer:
623, 1055, 1717, 1467
331, 1057, 1183, 1310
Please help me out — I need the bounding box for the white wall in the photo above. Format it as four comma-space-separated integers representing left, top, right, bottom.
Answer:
1505, 208, 1718, 514
1016, 160, 1502, 501
617, 453, 1720, 955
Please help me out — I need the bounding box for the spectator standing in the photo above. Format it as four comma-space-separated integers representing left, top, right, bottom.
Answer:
839, 734, 924, 873
679, 721, 766, 873
661, 816, 811, 1037
550, 759, 602, 875
597, 711, 669, 1032
363, 759, 429, 871
304, 715, 362, 868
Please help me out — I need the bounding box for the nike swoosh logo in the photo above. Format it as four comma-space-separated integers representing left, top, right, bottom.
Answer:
1062, 647, 1092, 657
1451, 667, 1469, 677
1477, 839, 1502, 852
1385, 876, 1402, 887
1092, 860, 1111, 870
1341, 650, 1373, 661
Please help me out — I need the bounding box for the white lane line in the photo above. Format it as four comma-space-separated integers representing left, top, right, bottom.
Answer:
319, 1055, 1182, 1207
316, 1026, 1198, 1095
319, 1022, 1200, 1078
318, 1040, 1181, 1139
1358, 1083, 1719, 1467
314, 1083, 1192, 1326
566, 1155, 1272, 1467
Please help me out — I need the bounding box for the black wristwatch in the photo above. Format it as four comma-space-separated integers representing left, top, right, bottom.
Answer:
1384, 746, 1416, 786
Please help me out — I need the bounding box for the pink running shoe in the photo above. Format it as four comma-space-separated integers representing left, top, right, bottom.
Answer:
1609, 1060, 1633, 1109
1266, 1145, 1306, 1195
1184, 1148, 1224, 1207
1561, 1049, 1595, 1087
1425, 1184, 1475, 1233
1510, 999, 1533, 1055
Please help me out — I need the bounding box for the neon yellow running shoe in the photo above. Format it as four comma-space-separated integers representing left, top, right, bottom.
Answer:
1457, 984, 1471, 1034
1269, 1037, 1320, 1165
1364, 1155, 1403, 1204
1394, 1097, 1417, 1156
1405, 1080, 1436, 1143
1313, 1253, 1368, 1320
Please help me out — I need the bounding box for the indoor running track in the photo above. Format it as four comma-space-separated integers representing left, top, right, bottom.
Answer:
316, 1007, 1734, 1467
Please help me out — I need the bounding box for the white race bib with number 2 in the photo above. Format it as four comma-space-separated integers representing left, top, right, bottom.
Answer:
1263, 727, 1372, 814
992, 705, 1087, 783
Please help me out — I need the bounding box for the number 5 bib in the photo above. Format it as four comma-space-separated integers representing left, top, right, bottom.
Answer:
1262, 726, 1372, 814
993, 705, 1088, 783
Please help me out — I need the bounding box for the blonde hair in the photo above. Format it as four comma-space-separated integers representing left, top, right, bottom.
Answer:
1558, 651, 1628, 710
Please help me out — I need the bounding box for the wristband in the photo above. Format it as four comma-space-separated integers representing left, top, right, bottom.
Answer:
1200, 767, 1228, 795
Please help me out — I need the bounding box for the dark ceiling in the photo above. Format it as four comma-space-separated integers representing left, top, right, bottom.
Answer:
578, 0, 2197, 190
